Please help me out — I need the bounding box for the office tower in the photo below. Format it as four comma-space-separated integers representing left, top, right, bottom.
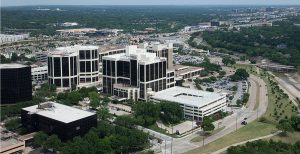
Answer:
0, 64, 32, 104
102, 45, 173, 100
47, 45, 99, 90
140, 42, 174, 69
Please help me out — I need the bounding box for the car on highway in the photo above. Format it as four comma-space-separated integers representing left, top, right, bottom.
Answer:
241, 121, 247, 125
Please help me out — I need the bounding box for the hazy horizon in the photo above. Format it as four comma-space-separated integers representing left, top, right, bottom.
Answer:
2, 0, 300, 7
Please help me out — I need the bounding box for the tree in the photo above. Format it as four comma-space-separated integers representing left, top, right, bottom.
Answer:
222, 56, 236, 66
230, 69, 249, 81
33, 131, 48, 146
277, 119, 294, 135
44, 135, 62, 152
4, 118, 21, 131
219, 71, 226, 76
0, 55, 11, 63
290, 116, 300, 131
67, 91, 81, 104
102, 96, 110, 106
201, 116, 215, 133
49, 84, 56, 92
11, 53, 19, 62
132, 102, 160, 127
227, 140, 300, 154
89, 91, 100, 109
160, 101, 184, 124
97, 107, 112, 121
114, 115, 136, 128
206, 87, 214, 92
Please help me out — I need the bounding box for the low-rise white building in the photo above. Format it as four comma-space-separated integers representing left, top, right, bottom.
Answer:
0, 34, 30, 44
150, 86, 227, 121
31, 65, 48, 83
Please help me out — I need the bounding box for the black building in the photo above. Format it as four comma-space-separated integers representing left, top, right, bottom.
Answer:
21, 102, 97, 141
0, 64, 32, 104
102, 46, 173, 100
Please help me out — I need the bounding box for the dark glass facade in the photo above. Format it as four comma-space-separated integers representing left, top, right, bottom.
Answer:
1, 66, 32, 104
48, 56, 78, 88
21, 109, 97, 141
102, 56, 168, 99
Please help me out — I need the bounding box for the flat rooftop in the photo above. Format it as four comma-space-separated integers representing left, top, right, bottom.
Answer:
98, 45, 125, 53
0, 63, 27, 69
151, 86, 226, 107
103, 45, 165, 64
22, 102, 96, 123
49, 45, 98, 56
174, 64, 203, 76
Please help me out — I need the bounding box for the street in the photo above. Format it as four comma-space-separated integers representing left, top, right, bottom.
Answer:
150, 73, 268, 154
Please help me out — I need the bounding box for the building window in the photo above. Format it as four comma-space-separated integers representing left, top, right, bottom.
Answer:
54, 57, 61, 77
85, 50, 90, 59
79, 50, 85, 59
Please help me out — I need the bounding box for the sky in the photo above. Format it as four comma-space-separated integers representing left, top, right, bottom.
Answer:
2, 0, 300, 6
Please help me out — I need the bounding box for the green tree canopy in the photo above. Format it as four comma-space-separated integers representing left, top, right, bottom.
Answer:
160, 101, 184, 124
230, 69, 249, 81
33, 131, 48, 146
201, 116, 215, 132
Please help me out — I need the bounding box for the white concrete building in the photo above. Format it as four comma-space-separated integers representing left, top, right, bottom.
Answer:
31, 65, 48, 83
150, 86, 227, 121
0, 34, 30, 44
47, 45, 100, 90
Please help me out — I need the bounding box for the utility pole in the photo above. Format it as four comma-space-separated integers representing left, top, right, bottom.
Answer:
235, 114, 238, 131
202, 135, 205, 146
171, 138, 173, 154
165, 140, 167, 154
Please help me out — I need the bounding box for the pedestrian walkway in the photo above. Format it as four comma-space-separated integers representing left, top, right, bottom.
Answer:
211, 131, 282, 154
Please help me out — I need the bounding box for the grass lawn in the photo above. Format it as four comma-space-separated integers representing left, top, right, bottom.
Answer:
185, 121, 277, 154
148, 123, 167, 134
265, 131, 300, 144
260, 71, 298, 124
190, 126, 225, 143
233, 64, 257, 75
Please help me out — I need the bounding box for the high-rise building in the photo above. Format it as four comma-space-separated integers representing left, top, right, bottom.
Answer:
47, 45, 100, 90
139, 42, 174, 69
0, 64, 32, 104
102, 45, 174, 101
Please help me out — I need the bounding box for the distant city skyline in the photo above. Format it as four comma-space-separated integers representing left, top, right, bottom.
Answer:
2, 0, 300, 6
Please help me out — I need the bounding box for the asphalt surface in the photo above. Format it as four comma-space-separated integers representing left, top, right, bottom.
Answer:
150, 74, 268, 154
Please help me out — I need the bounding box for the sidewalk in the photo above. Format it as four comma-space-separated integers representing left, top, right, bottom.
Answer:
211, 131, 282, 154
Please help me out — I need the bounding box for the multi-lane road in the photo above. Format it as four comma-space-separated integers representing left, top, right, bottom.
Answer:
150, 73, 268, 154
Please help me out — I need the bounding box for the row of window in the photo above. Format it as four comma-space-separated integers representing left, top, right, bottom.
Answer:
48, 57, 77, 77
79, 50, 98, 60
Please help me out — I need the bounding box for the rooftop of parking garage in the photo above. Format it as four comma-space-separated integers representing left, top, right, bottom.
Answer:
151, 86, 226, 107
173, 64, 203, 76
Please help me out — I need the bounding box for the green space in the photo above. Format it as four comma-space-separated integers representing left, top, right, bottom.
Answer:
190, 126, 225, 143
201, 19, 300, 66
186, 121, 277, 154
33, 121, 150, 154
260, 71, 298, 123
226, 140, 300, 154
233, 64, 257, 75
266, 132, 300, 144
2, 6, 231, 35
